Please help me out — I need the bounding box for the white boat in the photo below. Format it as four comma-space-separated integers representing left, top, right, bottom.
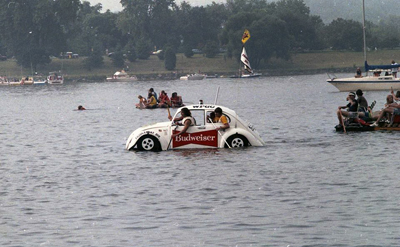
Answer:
20, 76, 34, 85
106, 70, 137, 82
126, 104, 265, 151
47, 72, 63, 84
231, 44, 262, 78
328, 68, 400, 91
327, 0, 400, 92
179, 73, 205, 80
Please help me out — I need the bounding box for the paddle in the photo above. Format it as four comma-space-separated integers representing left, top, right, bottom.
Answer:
207, 117, 231, 148
167, 106, 176, 150
339, 110, 347, 134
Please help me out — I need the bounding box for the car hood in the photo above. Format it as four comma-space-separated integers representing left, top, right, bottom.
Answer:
136, 121, 171, 131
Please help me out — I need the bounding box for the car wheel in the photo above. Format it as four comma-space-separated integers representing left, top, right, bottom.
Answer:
137, 135, 160, 151
226, 134, 248, 148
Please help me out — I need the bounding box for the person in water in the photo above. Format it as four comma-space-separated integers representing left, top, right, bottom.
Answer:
78, 105, 86, 110
168, 107, 195, 138
337, 92, 358, 126
213, 107, 230, 131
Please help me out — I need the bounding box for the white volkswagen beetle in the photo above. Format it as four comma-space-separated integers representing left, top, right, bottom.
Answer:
126, 104, 265, 151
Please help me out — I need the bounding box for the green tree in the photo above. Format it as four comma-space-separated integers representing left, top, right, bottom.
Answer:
164, 48, 176, 70
0, 0, 79, 70
111, 51, 125, 68
183, 45, 194, 58
325, 18, 363, 51
83, 44, 104, 71
136, 38, 151, 60
203, 41, 219, 58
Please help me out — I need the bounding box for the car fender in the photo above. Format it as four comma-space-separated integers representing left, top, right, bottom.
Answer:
126, 130, 164, 150
219, 128, 261, 147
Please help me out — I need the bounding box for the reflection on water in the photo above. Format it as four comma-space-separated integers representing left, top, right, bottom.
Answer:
1, 74, 399, 246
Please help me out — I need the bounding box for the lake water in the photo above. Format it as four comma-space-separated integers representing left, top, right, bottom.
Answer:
1, 74, 400, 246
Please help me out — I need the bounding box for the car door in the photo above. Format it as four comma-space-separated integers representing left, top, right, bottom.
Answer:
171, 109, 219, 149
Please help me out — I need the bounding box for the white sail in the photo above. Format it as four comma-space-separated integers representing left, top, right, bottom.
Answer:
240, 47, 253, 73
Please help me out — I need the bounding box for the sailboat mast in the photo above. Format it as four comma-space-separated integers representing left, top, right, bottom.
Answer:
362, 0, 367, 75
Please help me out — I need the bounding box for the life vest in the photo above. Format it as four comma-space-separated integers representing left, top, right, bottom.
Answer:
183, 116, 195, 126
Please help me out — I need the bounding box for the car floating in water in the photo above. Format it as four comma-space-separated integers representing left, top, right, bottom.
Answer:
126, 104, 265, 151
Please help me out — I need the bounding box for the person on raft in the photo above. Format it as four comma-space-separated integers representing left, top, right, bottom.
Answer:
370, 95, 400, 127
337, 92, 359, 126
168, 107, 195, 138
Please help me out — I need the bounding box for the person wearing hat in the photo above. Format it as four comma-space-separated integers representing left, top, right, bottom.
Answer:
336, 92, 359, 126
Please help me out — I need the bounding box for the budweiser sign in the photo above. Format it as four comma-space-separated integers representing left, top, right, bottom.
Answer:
173, 130, 218, 148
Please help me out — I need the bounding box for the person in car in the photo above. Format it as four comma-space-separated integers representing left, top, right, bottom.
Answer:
168, 107, 195, 138
213, 107, 230, 131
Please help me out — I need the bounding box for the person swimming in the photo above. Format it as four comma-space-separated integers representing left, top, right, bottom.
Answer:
78, 105, 86, 110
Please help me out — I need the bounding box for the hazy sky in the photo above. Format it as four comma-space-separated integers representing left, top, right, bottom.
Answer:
87, 0, 223, 12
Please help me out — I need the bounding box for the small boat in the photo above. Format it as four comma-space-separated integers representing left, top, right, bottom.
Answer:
126, 104, 265, 151
20, 76, 34, 85
179, 73, 205, 80
47, 72, 64, 84
231, 40, 262, 78
106, 70, 137, 82
335, 114, 400, 132
33, 77, 47, 84
327, 0, 400, 91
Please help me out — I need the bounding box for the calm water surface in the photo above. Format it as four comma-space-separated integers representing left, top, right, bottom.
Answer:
1, 74, 400, 246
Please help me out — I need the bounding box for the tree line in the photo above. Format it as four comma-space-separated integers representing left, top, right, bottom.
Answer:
0, 0, 399, 71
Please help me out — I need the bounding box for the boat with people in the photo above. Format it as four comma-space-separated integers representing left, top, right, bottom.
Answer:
47, 72, 64, 84
106, 70, 138, 82
327, 0, 400, 92
126, 104, 265, 151
179, 73, 205, 80
328, 63, 400, 92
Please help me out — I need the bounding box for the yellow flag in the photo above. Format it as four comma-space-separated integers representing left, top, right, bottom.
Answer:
241, 29, 250, 44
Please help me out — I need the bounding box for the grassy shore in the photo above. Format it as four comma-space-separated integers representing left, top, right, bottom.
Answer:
2, 49, 400, 80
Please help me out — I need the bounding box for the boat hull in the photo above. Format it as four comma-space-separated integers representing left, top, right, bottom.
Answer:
327, 77, 400, 91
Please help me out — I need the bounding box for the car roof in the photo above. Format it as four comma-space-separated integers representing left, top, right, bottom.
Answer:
177, 104, 237, 116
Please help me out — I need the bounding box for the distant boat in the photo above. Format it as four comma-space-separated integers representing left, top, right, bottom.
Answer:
179, 73, 205, 80
230, 47, 262, 78
47, 72, 64, 84
106, 70, 138, 82
20, 76, 34, 85
327, 0, 400, 91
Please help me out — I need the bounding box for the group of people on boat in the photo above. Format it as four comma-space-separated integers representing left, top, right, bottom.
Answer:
355, 60, 399, 78
337, 88, 400, 128
136, 88, 184, 109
